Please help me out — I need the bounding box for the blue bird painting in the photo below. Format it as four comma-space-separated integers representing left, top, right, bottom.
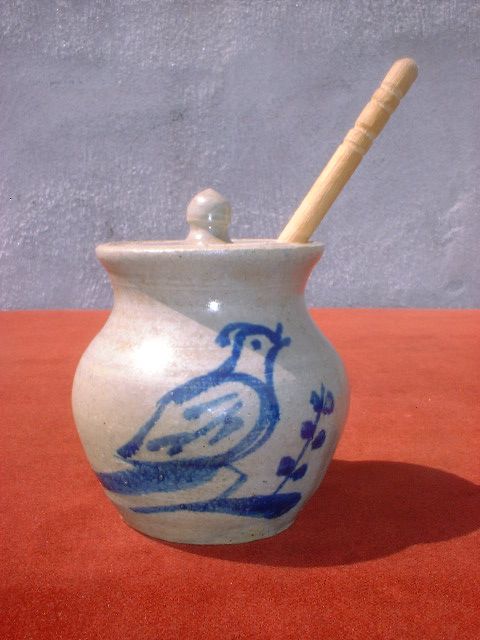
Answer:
97, 322, 307, 518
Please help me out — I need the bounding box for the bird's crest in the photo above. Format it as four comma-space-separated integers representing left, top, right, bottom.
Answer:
215, 322, 290, 348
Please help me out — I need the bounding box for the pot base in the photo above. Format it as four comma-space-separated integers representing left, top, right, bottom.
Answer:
118, 506, 296, 545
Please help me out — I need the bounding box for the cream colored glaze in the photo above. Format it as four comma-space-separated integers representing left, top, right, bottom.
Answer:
72, 190, 349, 544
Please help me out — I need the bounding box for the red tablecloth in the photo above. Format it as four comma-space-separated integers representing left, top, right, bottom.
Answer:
1, 309, 479, 639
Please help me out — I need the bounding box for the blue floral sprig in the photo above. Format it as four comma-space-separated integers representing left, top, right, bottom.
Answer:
273, 384, 334, 495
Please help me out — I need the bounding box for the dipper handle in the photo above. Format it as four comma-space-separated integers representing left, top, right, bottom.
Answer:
278, 58, 418, 243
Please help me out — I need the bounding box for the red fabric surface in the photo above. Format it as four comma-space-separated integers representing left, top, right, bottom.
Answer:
1, 309, 479, 639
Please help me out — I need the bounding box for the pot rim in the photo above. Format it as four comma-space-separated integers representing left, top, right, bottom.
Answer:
96, 239, 324, 259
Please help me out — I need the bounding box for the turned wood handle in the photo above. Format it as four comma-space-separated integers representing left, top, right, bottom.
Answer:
278, 58, 418, 243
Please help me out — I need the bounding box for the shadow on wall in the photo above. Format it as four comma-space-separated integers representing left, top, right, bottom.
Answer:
166, 459, 480, 567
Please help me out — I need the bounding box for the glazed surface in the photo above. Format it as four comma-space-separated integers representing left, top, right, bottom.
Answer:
72, 244, 349, 543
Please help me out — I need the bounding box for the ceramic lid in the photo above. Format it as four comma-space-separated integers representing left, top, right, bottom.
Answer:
96, 189, 323, 257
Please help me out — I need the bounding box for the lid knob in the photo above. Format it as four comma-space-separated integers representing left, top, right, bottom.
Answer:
186, 188, 232, 244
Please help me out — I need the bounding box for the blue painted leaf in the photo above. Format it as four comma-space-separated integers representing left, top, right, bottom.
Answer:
301, 420, 316, 440
276, 456, 296, 476
323, 391, 335, 415
311, 429, 326, 449
291, 464, 308, 481
310, 387, 324, 413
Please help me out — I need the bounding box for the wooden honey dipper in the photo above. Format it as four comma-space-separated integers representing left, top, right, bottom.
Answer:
278, 58, 418, 243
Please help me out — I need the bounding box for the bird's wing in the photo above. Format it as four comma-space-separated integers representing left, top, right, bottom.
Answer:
127, 380, 261, 463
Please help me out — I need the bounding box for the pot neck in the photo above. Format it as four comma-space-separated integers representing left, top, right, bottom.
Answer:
97, 242, 324, 310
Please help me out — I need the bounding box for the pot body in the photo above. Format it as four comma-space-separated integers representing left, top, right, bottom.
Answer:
72, 241, 349, 544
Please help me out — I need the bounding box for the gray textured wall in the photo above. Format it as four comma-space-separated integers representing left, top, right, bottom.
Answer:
1, 0, 479, 309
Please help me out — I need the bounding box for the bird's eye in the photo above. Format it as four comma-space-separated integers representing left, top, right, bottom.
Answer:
251, 339, 262, 351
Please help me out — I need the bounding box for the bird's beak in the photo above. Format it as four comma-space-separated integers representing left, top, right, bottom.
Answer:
274, 323, 291, 348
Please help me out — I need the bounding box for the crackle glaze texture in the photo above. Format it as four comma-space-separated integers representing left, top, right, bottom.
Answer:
1, 0, 479, 308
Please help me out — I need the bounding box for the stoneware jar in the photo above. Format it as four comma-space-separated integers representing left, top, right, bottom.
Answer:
72, 189, 349, 544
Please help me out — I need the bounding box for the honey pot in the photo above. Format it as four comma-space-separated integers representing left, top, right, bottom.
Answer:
72, 59, 417, 544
